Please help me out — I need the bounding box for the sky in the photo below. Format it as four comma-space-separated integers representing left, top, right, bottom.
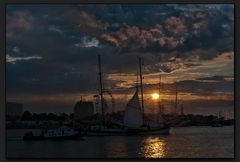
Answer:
6, 4, 234, 116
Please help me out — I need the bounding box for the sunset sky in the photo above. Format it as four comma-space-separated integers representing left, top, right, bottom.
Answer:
6, 4, 234, 115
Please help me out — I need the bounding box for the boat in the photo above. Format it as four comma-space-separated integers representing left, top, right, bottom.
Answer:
23, 126, 82, 140
122, 75, 170, 135
78, 56, 170, 136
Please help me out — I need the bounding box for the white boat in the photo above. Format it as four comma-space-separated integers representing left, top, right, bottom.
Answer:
23, 126, 82, 140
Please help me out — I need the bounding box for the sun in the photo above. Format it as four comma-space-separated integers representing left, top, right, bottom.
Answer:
151, 93, 160, 100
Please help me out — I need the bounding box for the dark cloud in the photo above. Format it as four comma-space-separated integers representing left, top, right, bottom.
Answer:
7, 10, 33, 40
197, 75, 226, 81
6, 4, 234, 113
105, 74, 234, 98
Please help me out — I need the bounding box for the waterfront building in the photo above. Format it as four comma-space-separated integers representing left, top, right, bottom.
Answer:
6, 102, 23, 117
73, 101, 94, 121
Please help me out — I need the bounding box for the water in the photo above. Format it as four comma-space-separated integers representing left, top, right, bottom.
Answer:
6, 126, 234, 158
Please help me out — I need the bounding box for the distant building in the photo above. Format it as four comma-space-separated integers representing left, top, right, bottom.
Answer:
73, 101, 94, 120
6, 102, 23, 116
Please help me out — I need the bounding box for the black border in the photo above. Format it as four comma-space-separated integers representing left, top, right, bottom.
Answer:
1, 0, 239, 162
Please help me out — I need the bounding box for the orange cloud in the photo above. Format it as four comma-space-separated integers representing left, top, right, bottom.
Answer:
164, 16, 187, 36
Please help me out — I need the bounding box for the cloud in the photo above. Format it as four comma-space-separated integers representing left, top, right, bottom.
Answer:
63, 10, 108, 37
196, 75, 225, 81
138, 78, 234, 100
164, 16, 187, 36
12, 46, 20, 53
7, 5, 234, 62
6, 54, 42, 64
74, 36, 100, 48
48, 25, 64, 34
101, 34, 119, 47
7, 10, 33, 39
100, 23, 186, 52
6, 4, 234, 114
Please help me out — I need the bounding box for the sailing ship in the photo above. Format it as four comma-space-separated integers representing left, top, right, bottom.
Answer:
79, 56, 170, 136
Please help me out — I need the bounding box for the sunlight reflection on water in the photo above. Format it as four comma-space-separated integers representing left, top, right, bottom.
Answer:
7, 126, 234, 158
139, 136, 166, 158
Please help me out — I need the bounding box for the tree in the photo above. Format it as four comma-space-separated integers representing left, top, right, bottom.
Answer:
32, 113, 39, 121
39, 113, 47, 120
47, 113, 57, 120
21, 110, 32, 121
57, 113, 66, 122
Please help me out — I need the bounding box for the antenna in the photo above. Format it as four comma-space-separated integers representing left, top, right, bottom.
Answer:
98, 55, 105, 122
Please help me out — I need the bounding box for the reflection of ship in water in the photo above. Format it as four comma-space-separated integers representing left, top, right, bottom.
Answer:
77, 55, 170, 136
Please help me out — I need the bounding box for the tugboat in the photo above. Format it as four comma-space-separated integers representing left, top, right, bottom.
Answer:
23, 126, 82, 140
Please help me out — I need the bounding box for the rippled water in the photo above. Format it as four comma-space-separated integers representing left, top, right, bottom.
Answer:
6, 126, 234, 158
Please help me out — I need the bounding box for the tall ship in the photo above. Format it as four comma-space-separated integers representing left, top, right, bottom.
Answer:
79, 55, 170, 136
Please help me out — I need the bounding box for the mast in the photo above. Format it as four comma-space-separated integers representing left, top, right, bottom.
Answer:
158, 73, 162, 114
136, 72, 139, 91
174, 82, 178, 116
180, 104, 184, 116
155, 73, 162, 123
98, 55, 105, 122
139, 58, 145, 124
171, 99, 174, 115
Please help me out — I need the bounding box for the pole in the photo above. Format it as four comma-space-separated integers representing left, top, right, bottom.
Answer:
136, 72, 139, 91
171, 99, 174, 115
181, 104, 184, 116
158, 73, 162, 114
139, 58, 145, 125
174, 82, 178, 116
98, 55, 105, 122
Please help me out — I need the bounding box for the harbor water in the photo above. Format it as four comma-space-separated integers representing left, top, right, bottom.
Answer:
6, 126, 234, 158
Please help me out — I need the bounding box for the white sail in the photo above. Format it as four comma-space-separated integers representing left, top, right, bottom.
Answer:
123, 90, 143, 128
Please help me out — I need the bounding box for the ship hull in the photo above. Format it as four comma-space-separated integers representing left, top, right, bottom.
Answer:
138, 127, 170, 135
80, 127, 170, 136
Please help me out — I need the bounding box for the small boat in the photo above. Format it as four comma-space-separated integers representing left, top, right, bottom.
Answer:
23, 126, 82, 140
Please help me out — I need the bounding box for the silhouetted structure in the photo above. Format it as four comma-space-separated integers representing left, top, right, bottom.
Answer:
174, 82, 178, 116
7, 102, 23, 117
73, 101, 94, 120
180, 104, 184, 116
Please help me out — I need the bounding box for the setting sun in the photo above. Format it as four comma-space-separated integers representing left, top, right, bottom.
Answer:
151, 93, 160, 100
